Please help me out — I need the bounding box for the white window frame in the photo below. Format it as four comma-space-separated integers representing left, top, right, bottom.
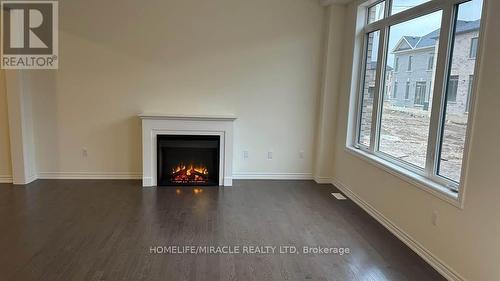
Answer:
348, 0, 488, 208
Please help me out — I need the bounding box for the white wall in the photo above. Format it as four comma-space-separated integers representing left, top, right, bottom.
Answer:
0, 70, 12, 180
324, 0, 500, 280
23, 0, 325, 177
314, 5, 345, 181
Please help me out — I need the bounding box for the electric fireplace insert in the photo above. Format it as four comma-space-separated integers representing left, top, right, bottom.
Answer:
157, 135, 220, 186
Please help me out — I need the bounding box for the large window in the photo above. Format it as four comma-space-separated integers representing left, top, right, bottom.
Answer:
352, 0, 484, 198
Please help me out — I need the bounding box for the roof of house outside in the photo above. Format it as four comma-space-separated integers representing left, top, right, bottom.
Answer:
393, 20, 480, 52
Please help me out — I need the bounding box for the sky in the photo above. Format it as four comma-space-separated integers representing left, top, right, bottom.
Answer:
370, 0, 484, 65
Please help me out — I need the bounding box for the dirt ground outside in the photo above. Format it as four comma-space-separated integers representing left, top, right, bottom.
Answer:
360, 103, 467, 182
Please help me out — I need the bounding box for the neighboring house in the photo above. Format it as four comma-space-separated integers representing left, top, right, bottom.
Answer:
389, 20, 480, 114
363, 61, 393, 101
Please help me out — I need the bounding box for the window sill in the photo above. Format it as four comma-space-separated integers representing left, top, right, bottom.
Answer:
345, 146, 463, 208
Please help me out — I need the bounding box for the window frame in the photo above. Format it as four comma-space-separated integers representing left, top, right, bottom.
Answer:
349, 0, 487, 207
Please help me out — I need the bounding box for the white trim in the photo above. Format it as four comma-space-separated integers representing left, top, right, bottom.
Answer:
138, 113, 237, 121
233, 172, 313, 180
330, 177, 465, 281
37, 172, 142, 180
314, 176, 334, 184
140, 115, 235, 187
0, 175, 13, 183
345, 146, 462, 208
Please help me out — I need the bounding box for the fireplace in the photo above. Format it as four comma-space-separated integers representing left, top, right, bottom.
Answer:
157, 135, 220, 186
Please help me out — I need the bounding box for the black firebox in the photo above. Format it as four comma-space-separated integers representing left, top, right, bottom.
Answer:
157, 135, 220, 186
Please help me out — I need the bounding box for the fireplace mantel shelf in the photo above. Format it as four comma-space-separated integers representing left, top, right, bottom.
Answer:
139, 113, 237, 121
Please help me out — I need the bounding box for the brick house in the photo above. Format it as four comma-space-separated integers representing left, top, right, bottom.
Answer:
389, 20, 480, 114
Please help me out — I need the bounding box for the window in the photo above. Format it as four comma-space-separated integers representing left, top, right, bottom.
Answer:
405, 81, 411, 99
380, 11, 441, 168
428, 54, 434, 70
447, 75, 459, 102
352, 0, 484, 197
438, 0, 483, 183
368, 1, 385, 24
357, 30, 381, 147
414, 81, 427, 105
368, 86, 375, 98
470, 37, 478, 58
391, 0, 432, 15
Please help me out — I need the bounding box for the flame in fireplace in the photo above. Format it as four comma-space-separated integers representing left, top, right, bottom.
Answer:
171, 164, 209, 184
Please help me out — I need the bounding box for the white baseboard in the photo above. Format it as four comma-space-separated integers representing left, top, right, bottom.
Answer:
330, 177, 464, 281
232, 172, 313, 180
223, 177, 233, 186
313, 176, 333, 184
37, 172, 142, 180
0, 175, 13, 183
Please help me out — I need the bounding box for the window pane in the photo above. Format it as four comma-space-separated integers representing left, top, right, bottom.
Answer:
379, 11, 442, 168
447, 76, 459, 102
358, 30, 381, 147
391, 0, 432, 15
368, 1, 385, 24
428, 54, 434, 70
470, 37, 478, 58
438, 0, 483, 183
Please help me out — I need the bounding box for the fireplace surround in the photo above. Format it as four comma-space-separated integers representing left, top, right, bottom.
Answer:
140, 113, 236, 187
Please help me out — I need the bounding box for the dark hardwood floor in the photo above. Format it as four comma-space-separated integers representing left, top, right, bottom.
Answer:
0, 180, 445, 281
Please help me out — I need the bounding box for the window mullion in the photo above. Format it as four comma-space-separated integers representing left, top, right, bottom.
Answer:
385, 0, 392, 18
425, 3, 455, 178
369, 27, 388, 152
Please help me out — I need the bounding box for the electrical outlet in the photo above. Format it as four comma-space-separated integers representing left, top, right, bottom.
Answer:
82, 148, 88, 158
299, 150, 305, 159
243, 151, 249, 159
267, 151, 273, 160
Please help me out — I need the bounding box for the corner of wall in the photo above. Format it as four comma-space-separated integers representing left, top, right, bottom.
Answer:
314, 4, 348, 181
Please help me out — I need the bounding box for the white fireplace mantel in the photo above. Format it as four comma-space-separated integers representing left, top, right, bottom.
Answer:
139, 113, 236, 187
